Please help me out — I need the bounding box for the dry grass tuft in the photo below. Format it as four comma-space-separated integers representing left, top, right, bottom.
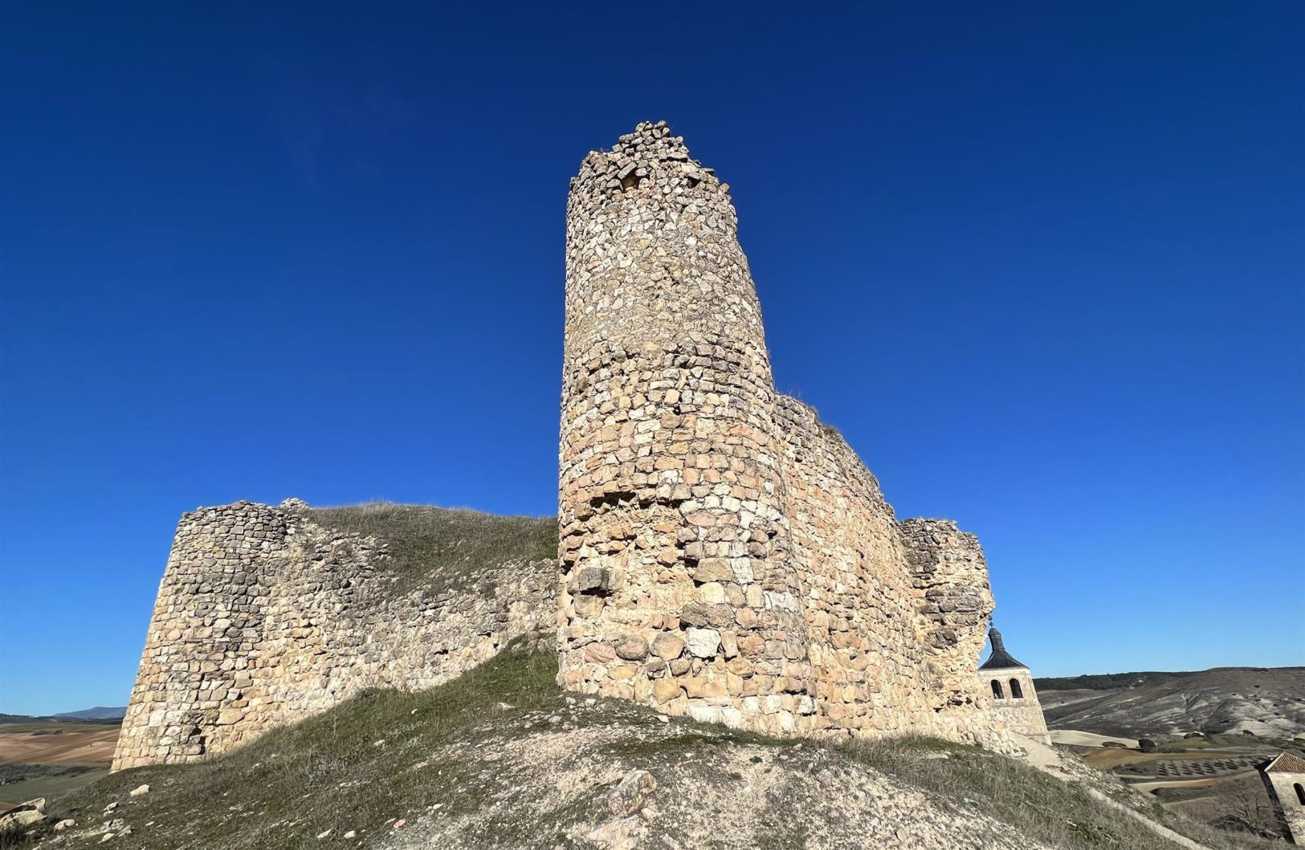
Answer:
844, 736, 1283, 850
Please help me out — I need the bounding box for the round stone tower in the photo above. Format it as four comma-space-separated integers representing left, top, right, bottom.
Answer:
558, 121, 813, 730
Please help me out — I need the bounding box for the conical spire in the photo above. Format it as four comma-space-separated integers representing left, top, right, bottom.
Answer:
979, 624, 1028, 670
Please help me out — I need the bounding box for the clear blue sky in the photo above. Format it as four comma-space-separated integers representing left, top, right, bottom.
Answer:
1, 3, 1301, 715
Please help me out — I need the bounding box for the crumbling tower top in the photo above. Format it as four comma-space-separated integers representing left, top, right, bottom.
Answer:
568, 120, 722, 201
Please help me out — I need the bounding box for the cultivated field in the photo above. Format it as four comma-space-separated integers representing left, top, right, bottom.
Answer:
0, 723, 119, 810
1053, 729, 1301, 840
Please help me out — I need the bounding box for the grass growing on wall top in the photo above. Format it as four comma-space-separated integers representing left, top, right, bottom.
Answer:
308, 502, 557, 592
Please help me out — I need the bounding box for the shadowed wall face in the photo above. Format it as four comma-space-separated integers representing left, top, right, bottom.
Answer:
557, 123, 1008, 742
902, 519, 996, 704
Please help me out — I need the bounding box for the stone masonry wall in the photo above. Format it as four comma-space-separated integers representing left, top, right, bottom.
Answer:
557, 122, 1005, 744
900, 518, 995, 709
557, 121, 812, 733
112, 501, 554, 770
777, 404, 997, 739
979, 667, 1051, 745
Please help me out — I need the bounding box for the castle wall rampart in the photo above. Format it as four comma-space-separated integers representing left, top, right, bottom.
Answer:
900, 518, 996, 707
113, 502, 287, 769
113, 502, 554, 770
557, 123, 1008, 745
773, 396, 926, 735
120, 122, 1037, 769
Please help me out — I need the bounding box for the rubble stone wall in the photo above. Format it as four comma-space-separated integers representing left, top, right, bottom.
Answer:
556, 120, 812, 733
112, 501, 554, 770
900, 518, 996, 707
557, 122, 1004, 743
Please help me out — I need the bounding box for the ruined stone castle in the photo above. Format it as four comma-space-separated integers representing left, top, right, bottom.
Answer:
555, 121, 1037, 744
113, 122, 1044, 771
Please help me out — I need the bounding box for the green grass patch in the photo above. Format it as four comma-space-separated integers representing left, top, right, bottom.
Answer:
30, 640, 561, 850
0, 766, 104, 812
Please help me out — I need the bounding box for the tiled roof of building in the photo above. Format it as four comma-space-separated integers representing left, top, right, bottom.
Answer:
1265, 752, 1305, 774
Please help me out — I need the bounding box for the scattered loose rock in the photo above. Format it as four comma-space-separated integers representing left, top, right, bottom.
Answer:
607, 768, 657, 817
0, 798, 46, 832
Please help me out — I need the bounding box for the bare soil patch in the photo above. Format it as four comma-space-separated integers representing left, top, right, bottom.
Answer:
0, 725, 118, 768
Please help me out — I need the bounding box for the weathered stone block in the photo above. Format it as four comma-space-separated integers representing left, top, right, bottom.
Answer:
684, 628, 721, 659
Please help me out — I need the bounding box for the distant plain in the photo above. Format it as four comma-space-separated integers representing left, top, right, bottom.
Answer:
0, 722, 118, 810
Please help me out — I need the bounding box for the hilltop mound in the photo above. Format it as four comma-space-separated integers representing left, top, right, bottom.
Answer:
11, 643, 1282, 850
1037, 668, 1305, 739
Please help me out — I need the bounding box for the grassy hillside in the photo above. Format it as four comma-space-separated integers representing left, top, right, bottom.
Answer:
7, 640, 558, 850
8, 643, 1283, 850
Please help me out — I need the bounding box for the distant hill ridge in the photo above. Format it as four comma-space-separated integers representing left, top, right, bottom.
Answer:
1037, 667, 1305, 692
52, 706, 126, 722
0, 707, 125, 724
1037, 667, 1305, 739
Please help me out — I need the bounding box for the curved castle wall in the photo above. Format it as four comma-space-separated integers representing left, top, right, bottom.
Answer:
558, 122, 1006, 743
112, 502, 553, 770
557, 121, 812, 731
